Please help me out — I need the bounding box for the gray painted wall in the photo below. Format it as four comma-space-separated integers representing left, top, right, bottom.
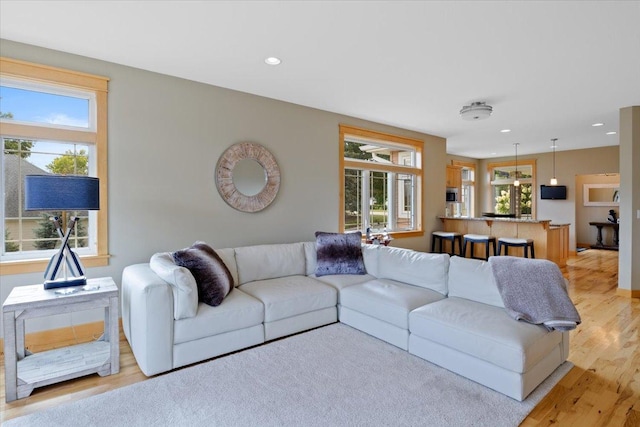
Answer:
0, 39, 447, 335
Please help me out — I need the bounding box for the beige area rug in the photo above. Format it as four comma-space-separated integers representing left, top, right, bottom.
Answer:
5, 323, 572, 426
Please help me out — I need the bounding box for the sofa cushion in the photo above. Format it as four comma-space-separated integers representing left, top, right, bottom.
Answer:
315, 231, 366, 276
235, 243, 306, 285
149, 252, 198, 320
447, 256, 504, 308
173, 288, 264, 345
215, 247, 239, 287
303, 241, 317, 276
239, 276, 337, 322
340, 279, 446, 329
409, 297, 562, 373
377, 247, 449, 295
311, 273, 376, 302
173, 242, 234, 307
361, 244, 380, 277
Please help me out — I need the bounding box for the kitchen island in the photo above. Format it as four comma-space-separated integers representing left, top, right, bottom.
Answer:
438, 217, 569, 267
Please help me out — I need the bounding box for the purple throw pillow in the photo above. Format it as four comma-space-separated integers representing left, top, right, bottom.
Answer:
315, 231, 366, 277
173, 242, 233, 307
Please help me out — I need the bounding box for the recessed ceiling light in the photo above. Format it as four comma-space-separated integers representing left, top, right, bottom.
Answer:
592, 123, 604, 127
606, 131, 617, 135
264, 57, 281, 65
491, 152, 497, 155
500, 129, 511, 133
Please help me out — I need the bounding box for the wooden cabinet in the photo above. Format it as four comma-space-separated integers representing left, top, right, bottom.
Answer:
446, 165, 462, 189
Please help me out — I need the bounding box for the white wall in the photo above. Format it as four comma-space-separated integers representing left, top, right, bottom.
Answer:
0, 39, 447, 335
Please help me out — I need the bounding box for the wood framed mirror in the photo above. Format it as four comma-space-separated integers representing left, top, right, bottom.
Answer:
215, 142, 280, 212
583, 183, 620, 206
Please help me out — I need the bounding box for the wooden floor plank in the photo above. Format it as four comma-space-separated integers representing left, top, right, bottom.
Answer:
1, 250, 638, 425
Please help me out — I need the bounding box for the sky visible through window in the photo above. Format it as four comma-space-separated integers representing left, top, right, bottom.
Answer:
1, 85, 90, 170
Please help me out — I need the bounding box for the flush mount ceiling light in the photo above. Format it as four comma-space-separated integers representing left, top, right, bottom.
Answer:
264, 57, 281, 65
460, 102, 493, 121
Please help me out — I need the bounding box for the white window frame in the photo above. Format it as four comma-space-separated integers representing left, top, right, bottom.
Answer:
2, 139, 98, 261
0, 78, 97, 132
488, 159, 537, 218
452, 161, 475, 218
0, 57, 109, 275
340, 125, 423, 238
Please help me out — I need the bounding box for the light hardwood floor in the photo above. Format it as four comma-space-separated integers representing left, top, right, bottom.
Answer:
1, 250, 639, 425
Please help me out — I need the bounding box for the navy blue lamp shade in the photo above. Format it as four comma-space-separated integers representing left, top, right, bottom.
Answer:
24, 175, 100, 289
25, 175, 100, 211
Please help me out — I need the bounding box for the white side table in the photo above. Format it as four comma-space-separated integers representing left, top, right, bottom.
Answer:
3, 277, 119, 402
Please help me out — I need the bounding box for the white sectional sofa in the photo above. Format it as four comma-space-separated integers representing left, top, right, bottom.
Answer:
121, 241, 570, 401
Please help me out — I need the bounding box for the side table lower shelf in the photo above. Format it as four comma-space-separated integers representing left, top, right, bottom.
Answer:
3, 277, 119, 402
16, 341, 112, 399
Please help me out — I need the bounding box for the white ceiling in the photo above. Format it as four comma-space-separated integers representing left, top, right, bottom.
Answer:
1, 1, 639, 159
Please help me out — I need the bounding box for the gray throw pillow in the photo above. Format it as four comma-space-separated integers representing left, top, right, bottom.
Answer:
315, 231, 366, 277
173, 242, 233, 307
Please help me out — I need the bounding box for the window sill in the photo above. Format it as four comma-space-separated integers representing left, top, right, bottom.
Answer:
0, 254, 110, 276
387, 230, 424, 239
361, 230, 424, 240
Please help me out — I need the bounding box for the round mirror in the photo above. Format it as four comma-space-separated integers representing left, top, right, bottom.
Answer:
215, 142, 280, 212
232, 159, 267, 196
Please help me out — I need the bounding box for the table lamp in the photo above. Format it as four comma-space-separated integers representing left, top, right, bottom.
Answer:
24, 175, 100, 289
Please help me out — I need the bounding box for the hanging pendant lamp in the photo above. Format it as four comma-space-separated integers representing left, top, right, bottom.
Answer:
550, 138, 558, 185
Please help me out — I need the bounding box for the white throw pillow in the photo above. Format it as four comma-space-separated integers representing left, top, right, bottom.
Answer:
377, 247, 449, 295
150, 252, 198, 319
235, 242, 306, 285
361, 244, 380, 277
303, 241, 317, 276
447, 256, 505, 307
215, 247, 239, 287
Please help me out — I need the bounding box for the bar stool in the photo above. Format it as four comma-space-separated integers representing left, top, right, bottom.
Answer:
497, 237, 535, 258
431, 231, 462, 256
462, 234, 497, 260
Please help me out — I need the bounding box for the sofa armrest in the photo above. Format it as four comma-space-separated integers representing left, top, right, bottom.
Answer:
122, 263, 175, 376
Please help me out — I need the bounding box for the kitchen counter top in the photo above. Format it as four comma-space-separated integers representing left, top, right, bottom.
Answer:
440, 217, 571, 228
439, 216, 552, 224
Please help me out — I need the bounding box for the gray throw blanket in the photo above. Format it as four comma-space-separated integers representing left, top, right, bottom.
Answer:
489, 256, 581, 331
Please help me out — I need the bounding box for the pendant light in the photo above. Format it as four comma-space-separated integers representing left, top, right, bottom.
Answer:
550, 138, 558, 185
513, 143, 520, 187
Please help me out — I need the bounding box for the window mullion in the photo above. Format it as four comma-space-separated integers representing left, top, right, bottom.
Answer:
388, 172, 395, 231
362, 170, 371, 233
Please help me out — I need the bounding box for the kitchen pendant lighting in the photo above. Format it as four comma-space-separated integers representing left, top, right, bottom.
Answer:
550, 138, 558, 185
513, 143, 520, 187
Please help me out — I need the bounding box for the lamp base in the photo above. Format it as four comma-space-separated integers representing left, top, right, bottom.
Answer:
44, 276, 87, 290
